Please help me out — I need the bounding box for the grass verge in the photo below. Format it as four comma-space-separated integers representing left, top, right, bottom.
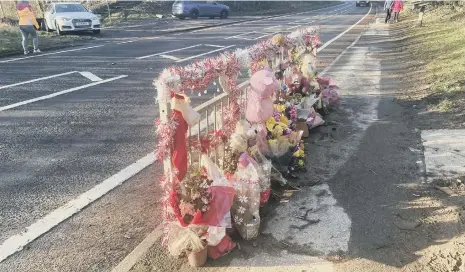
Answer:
0, 23, 92, 56
400, 5, 465, 128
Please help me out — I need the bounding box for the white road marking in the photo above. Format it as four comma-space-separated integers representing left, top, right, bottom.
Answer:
79, 71, 102, 82
160, 54, 181, 61
116, 41, 136, 45
0, 75, 127, 112
0, 71, 78, 90
176, 45, 235, 62
203, 44, 227, 48
254, 32, 278, 40
320, 35, 362, 76
192, 3, 348, 33
225, 31, 257, 40
317, 4, 372, 53
111, 224, 164, 272
0, 45, 105, 63
0, 152, 155, 263
136, 44, 202, 59
287, 25, 301, 30
264, 25, 282, 31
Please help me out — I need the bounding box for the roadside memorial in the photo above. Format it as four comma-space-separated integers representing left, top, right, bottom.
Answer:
153, 24, 340, 266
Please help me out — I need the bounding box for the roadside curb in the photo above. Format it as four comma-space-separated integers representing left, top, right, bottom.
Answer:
0, 3, 344, 59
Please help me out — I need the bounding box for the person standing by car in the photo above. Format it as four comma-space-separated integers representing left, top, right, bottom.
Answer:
392, 0, 404, 22
384, 0, 394, 23
16, 0, 41, 55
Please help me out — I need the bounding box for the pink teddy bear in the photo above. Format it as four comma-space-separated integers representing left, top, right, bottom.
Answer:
246, 68, 279, 123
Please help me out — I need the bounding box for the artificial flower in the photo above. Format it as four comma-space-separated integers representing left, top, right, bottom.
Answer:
238, 195, 248, 204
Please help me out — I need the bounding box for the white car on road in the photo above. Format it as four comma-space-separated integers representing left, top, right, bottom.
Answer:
44, 2, 101, 35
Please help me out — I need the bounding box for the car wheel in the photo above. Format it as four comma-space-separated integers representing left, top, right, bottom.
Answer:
55, 22, 64, 35
209, 16, 214, 19
178, 16, 185, 20
93, 29, 101, 34
220, 10, 228, 19
190, 9, 199, 19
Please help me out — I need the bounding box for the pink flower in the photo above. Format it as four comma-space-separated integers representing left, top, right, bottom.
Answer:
179, 201, 194, 217
201, 197, 209, 204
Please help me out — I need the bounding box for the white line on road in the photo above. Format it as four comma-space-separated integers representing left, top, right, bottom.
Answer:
0, 152, 155, 263
176, 45, 235, 63
160, 54, 181, 61
317, 4, 372, 53
136, 44, 202, 60
264, 25, 282, 31
79, 71, 103, 82
0, 71, 78, 90
111, 224, 164, 272
320, 35, 362, 76
287, 25, 301, 30
0, 75, 127, 112
116, 40, 136, 45
0, 45, 105, 63
254, 32, 278, 40
224, 32, 256, 40
203, 44, 227, 48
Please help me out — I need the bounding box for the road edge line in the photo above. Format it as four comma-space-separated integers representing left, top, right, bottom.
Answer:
317, 4, 372, 53
111, 224, 164, 272
0, 153, 155, 263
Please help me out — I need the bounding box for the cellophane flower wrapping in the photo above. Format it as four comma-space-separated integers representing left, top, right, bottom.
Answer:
200, 154, 235, 229
249, 146, 272, 193
317, 77, 341, 106
268, 136, 292, 158
230, 153, 261, 240
167, 223, 206, 257
306, 106, 325, 129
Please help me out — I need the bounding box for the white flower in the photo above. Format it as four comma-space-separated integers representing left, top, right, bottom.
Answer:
238, 206, 246, 214
234, 215, 243, 225
238, 195, 248, 204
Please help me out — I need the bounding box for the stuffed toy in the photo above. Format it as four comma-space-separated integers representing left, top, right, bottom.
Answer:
285, 70, 310, 95
301, 53, 317, 80
171, 94, 200, 126
246, 68, 279, 123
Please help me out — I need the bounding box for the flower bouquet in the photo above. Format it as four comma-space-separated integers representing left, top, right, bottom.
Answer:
178, 167, 214, 225
230, 153, 261, 240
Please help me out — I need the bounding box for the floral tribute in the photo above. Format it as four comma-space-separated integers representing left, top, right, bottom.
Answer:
152, 24, 345, 267
179, 167, 214, 224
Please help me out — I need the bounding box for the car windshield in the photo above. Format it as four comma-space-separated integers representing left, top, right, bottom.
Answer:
55, 4, 87, 13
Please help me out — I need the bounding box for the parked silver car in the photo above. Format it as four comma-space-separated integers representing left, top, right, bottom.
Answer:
44, 2, 101, 35
172, 1, 230, 19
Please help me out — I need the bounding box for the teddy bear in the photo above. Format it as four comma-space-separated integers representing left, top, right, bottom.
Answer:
285, 70, 310, 96
246, 68, 279, 124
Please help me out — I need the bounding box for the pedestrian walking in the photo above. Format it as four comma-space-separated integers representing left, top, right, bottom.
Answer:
392, 0, 404, 22
384, 0, 394, 23
16, 0, 41, 55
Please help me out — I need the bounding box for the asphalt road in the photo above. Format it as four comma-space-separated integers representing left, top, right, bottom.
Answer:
0, 3, 374, 271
